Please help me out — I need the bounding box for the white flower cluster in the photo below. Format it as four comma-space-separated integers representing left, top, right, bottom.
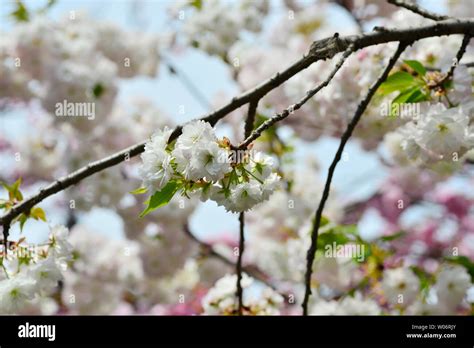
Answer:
61, 225, 144, 314
58, 99, 176, 211
201, 273, 283, 315
0, 225, 73, 314
381, 267, 420, 307
434, 264, 472, 312
139, 120, 281, 213
145, 259, 201, 304
313, 255, 364, 294
284, 43, 401, 146
382, 265, 472, 314
385, 102, 474, 166
310, 292, 381, 315
448, 0, 474, 18
172, 0, 268, 58
1, 14, 161, 130
224, 5, 473, 153
15, 114, 69, 181
0, 34, 33, 101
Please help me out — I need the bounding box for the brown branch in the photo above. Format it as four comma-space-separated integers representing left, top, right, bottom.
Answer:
301, 41, 409, 315
1, 223, 10, 254
387, 0, 449, 21
425, 62, 474, 72
244, 100, 258, 140
1, 19, 473, 234
236, 212, 246, 315
239, 40, 355, 149
442, 34, 472, 83
235, 100, 259, 315
430, 34, 472, 91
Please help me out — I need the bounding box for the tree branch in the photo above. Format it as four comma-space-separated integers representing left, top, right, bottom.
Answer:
1, 19, 473, 234
301, 41, 409, 315
244, 100, 258, 141
239, 41, 355, 149
235, 99, 259, 315
443, 34, 472, 83
387, 0, 449, 21
431, 34, 472, 90
236, 212, 246, 315
1, 223, 10, 254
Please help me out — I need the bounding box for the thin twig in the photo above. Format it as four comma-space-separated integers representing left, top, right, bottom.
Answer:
236, 212, 245, 315
441, 34, 472, 84
244, 100, 258, 140
239, 42, 355, 149
2, 223, 10, 255
235, 99, 259, 315
301, 41, 409, 315
66, 210, 77, 229
387, 0, 449, 21
1, 19, 473, 232
426, 62, 474, 72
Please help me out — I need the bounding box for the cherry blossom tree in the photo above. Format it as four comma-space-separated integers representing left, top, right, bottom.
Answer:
0, 0, 473, 316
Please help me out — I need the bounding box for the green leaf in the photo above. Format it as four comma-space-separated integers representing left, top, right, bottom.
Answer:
189, 0, 203, 10
317, 229, 350, 250
130, 187, 148, 195
320, 215, 330, 228
15, 189, 23, 202
392, 87, 420, 104
411, 266, 433, 295
405, 89, 429, 103
44, 0, 56, 10
444, 256, 474, 282
11, 1, 29, 22
388, 86, 429, 117
13, 178, 23, 201
31, 207, 46, 221
140, 181, 180, 217
378, 71, 419, 95
37, 0, 57, 14
309, 215, 330, 235
18, 214, 28, 232
1, 183, 13, 201
333, 224, 358, 235
379, 231, 406, 242
11, 178, 21, 192
403, 60, 427, 76
2, 178, 23, 201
